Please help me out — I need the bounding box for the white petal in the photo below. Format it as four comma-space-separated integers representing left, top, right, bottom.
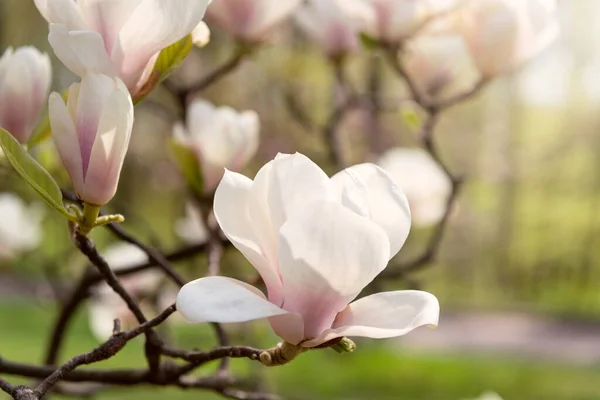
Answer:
83, 77, 133, 205
48, 24, 116, 78
177, 276, 287, 323
331, 163, 411, 259
267, 153, 335, 233
76, 0, 141, 54
302, 290, 440, 347
49, 91, 84, 192
34, 0, 88, 29
113, 0, 211, 90
192, 21, 211, 47
213, 170, 283, 303
278, 201, 390, 340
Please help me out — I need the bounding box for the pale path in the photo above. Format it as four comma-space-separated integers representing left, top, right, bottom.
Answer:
397, 311, 600, 366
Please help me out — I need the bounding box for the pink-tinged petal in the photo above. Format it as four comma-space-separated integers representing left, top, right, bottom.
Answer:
113, 0, 211, 90
34, 0, 88, 29
331, 163, 411, 259
303, 290, 440, 347
278, 201, 390, 341
74, 73, 115, 180
82, 78, 133, 205
48, 24, 117, 78
49, 91, 84, 192
268, 153, 335, 233
0, 57, 34, 143
176, 276, 298, 326
76, 0, 141, 55
213, 170, 283, 303
207, 0, 256, 39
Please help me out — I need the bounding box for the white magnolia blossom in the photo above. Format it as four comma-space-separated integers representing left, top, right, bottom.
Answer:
34, 0, 211, 96
88, 243, 167, 341
0, 193, 44, 260
335, 0, 458, 44
175, 203, 209, 244
403, 33, 475, 100
206, 0, 302, 43
458, 0, 560, 77
49, 73, 133, 206
0, 47, 52, 144
295, 0, 359, 58
377, 148, 451, 227
177, 153, 439, 348
173, 99, 260, 192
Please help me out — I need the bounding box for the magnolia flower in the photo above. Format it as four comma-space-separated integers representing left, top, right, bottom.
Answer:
295, 0, 359, 59
0, 193, 44, 260
377, 148, 451, 227
206, 0, 302, 43
0, 47, 52, 144
335, 0, 457, 44
173, 99, 259, 192
175, 203, 209, 244
458, 0, 560, 77
49, 73, 133, 206
403, 34, 475, 100
177, 153, 439, 348
88, 243, 165, 341
34, 0, 211, 96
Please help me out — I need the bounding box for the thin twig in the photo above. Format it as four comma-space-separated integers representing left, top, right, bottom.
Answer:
169, 45, 251, 107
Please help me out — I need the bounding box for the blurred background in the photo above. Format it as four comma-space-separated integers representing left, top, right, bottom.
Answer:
1, 1, 600, 400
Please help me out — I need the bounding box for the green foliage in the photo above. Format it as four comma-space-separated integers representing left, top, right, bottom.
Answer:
0, 128, 76, 222
401, 104, 422, 132
154, 34, 194, 84
359, 32, 379, 51
168, 138, 204, 195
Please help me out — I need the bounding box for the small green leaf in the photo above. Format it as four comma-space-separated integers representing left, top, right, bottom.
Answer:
359, 32, 379, 51
400, 104, 422, 132
134, 35, 194, 104
28, 90, 69, 147
0, 128, 77, 222
154, 34, 194, 83
168, 139, 204, 195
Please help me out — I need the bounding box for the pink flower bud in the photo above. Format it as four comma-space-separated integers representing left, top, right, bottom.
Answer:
173, 99, 260, 192
206, 0, 302, 43
296, 0, 359, 59
49, 73, 133, 206
0, 47, 51, 144
336, 0, 458, 44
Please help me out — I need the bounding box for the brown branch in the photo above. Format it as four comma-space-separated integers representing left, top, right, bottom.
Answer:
73, 232, 164, 378
162, 346, 262, 366
377, 47, 490, 279
105, 222, 186, 287
169, 45, 252, 107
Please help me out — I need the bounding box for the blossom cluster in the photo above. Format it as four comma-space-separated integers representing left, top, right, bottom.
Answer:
0, 0, 558, 358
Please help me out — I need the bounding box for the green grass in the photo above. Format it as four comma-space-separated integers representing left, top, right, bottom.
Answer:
2, 302, 600, 400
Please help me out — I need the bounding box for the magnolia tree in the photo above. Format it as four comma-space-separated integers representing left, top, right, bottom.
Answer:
0, 0, 558, 399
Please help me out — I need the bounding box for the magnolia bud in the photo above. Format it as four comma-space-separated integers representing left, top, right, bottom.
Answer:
0, 47, 51, 144
459, 0, 559, 77
49, 73, 133, 206
173, 100, 259, 192
206, 0, 302, 43
296, 0, 359, 59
